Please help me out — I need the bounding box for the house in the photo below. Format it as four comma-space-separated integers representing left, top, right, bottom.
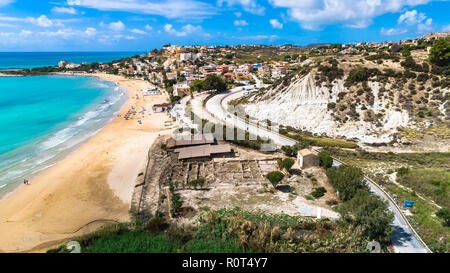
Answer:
297, 149, 319, 168
58, 60, 67, 68
152, 103, 172, 112
173, 82, 191, 97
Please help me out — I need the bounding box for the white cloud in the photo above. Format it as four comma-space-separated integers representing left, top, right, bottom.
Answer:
19, 30, 32, 36
240, 34, 279, 42
443, 24, 450, 32
269, 0, 437, 30
380, 27, 407, 36
125, 35, 136, 40
398, 10, 426, 25
417, 18, 433, 33
109, 20, 125, 31
234, 11, 242, 18
39, 28, 79, 39
218, 0, 265, 15
131, 28, 147, 34
0, 0, 14, 7
84, 27, 96, 37
67, 0, 217, 19
51, 6, 77, 14
269, 19, 283, 29
145, 24, 153, 31
28, 15, 54, 27
0, 15, 75, 28
233, 19, 248, 26
164, 23, 204, 37
396, 9, 434, 33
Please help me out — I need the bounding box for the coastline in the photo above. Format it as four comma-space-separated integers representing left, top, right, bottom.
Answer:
0, 73, 170, 252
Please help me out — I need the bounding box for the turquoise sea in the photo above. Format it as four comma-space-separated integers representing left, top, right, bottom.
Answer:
0, 75, 128, 197
0, 51, 144, 70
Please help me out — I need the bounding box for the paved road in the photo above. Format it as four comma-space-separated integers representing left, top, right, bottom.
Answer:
205, 87, 295, 147
205, 88, 429, 253
332, 160, 428, 253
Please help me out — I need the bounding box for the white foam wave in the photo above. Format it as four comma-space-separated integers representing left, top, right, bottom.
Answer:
0, 78, 128, 198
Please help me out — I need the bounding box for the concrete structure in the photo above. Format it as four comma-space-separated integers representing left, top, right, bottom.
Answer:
173, 82, 191, 97
175, 144, 232, 160
297, 149, 319, 168
166, 133, 215, 149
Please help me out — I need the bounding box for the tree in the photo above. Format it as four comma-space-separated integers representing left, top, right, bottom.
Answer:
202, 74, 227, 92
436, 208, 450, 227
281, 145, 297, 157
266, 171, 284, 187
326, 165, 367, 202
190, 79, 204, 92
318, 152, 333, 169
340, 189, 394, 243
428, 38, 450, 66
280, 158, 295, 171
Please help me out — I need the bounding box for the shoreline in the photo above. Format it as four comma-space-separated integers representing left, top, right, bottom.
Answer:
0, 73, 170, 252
0, 75, 128, 202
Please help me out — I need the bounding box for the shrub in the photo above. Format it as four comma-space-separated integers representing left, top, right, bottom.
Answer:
280, 158, 295, 171
311, 187, 327, 198
266, 171, 284, 187
396, 167, 409, 176
436, 208, 450, 227
318, 152, 333, 169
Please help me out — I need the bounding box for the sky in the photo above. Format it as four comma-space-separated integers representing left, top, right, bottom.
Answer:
0, 0, 449, 51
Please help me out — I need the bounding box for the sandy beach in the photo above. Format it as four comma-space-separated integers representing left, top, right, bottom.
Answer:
0, 73, 170, 252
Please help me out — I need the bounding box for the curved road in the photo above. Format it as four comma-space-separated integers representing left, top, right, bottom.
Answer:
203, 85, 429, 253
205, 87, 295, 147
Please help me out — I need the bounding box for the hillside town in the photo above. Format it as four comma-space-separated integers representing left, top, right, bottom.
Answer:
51, 32, 448, 104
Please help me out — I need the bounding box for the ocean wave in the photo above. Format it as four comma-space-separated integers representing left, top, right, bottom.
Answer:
0, 76, 128, 198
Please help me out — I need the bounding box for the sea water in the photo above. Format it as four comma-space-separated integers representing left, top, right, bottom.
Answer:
0, 75, 128, 197
0, 51, 145, 70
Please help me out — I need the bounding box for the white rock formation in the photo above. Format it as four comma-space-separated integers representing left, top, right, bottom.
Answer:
244, 73, 410, 144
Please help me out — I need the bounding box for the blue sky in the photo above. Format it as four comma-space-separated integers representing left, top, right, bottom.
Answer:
0, 0, 449, 51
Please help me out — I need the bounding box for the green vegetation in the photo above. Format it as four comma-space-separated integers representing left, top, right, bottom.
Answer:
396, 168, 449, 207
326, 165, 366, 202
344, 66, 380, 87
326, 165, 393, 244
311, 187, 327, 198
326, 149, 449, 252
281, 144, 300, 157
202, 74, 227, 92
318, 152, 333, 169
266, 171, 284, 187
169, 183, 182, 217
428, 38, 450, 66
280, 158, 295, 171
340, 190, 394, 243
436, 208, 450, 227
49, 208, 381, 253
188, 178, 206, 189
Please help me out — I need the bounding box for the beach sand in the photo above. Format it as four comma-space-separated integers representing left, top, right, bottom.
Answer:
0, 73, 170, 252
